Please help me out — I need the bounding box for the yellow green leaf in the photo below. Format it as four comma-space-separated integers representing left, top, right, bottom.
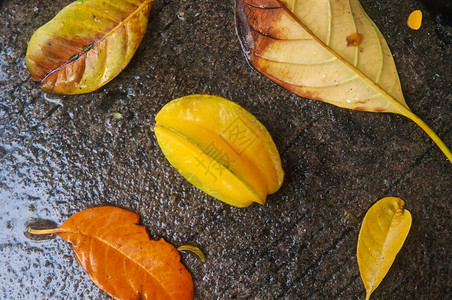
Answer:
357, 197, 412, 300
177, 245, 206, 262
408, 10, 423, 30
26, 0, 153, 94
154, 94, 284, 207
236, 0, 451, 162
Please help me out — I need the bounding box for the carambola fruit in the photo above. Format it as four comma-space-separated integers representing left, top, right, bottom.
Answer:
154, 94, 284, 207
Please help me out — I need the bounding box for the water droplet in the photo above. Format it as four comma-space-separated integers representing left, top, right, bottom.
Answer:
41, 93, 63, 106
177, 12, 185, 20
341, 210, 359, 228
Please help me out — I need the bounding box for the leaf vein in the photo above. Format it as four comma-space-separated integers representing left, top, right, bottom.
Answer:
326, 0, 332, 46
347, 0, 359, 67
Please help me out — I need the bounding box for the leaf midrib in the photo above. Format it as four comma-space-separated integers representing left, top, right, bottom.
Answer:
366, 209, 405, 291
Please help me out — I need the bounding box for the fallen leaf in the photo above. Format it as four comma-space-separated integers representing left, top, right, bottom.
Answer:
154, 94, 284, 207
357, 197, 412, 300
28, 206, 193, 300
236, 0, 451, 162
408, 10, 423, 30
26, 0, 153, 94
177, 245, 206, 262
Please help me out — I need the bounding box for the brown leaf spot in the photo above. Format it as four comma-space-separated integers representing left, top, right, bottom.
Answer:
346, 33, 362, 47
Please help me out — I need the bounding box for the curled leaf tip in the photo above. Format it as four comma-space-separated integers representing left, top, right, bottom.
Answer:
391, 198, 406, 215
177, 244, 206, 262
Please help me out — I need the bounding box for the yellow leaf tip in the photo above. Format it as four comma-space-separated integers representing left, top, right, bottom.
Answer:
387, 197, 409, 216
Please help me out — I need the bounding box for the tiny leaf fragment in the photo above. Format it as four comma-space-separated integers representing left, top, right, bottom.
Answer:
408, 10, 423, 30
113, 112, 123, 120
177, 245, 206, 262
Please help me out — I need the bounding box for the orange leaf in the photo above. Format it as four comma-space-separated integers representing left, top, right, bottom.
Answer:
29, 207, 193, 300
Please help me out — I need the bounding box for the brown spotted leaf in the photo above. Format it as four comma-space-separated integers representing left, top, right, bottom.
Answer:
29, 206, 193, 300
236, 0, 451, 161
26, 0, 153, 94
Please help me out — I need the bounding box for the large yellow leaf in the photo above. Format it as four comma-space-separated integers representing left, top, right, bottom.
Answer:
236, 0, 452, 162
357, 197, 412, 300
26, 0, 153, 94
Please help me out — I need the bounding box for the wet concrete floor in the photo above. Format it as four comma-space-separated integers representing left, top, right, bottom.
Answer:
1, 0, 451, 299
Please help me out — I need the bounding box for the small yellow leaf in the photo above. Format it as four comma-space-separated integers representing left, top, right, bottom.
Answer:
408, 10, 423, 30
177, 244, 206, 262
357, 197, 412, 300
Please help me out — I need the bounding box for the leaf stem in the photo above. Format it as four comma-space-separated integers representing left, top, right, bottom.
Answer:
401, 109, 452, 163
28, 228, 60, 235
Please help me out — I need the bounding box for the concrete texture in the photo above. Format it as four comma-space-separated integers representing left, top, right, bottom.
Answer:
0, 0, 451, 299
